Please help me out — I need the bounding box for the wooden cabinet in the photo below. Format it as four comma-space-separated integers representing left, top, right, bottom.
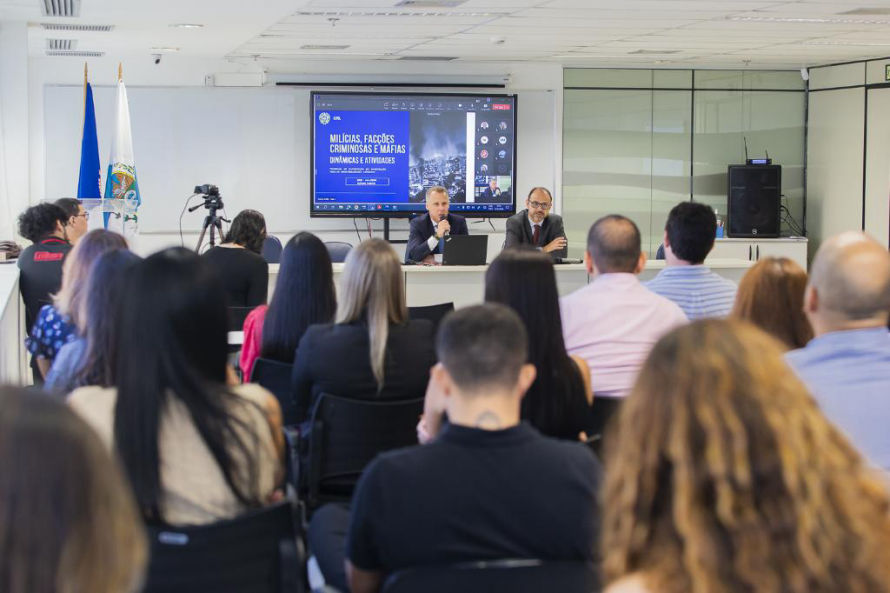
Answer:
709, 238, 808, 270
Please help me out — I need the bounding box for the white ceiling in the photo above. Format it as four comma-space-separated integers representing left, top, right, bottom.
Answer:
6, 0, 890, 69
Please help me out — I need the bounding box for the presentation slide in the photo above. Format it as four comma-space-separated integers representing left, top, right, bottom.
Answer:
311, 92, 516, 217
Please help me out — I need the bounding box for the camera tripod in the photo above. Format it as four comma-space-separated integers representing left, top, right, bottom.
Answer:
191, 193, 229, 253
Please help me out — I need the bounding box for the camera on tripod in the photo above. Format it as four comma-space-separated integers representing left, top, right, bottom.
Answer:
190, 183, 228, 252
194, 184, 223, 210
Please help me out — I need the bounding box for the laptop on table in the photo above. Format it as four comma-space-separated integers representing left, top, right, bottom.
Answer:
442, 235, 488, 265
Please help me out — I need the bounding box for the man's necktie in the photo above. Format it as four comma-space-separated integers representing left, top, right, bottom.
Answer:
532, 224, 541, 246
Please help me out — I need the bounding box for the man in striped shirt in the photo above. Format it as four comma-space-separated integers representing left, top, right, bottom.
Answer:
645, 201, 737, 319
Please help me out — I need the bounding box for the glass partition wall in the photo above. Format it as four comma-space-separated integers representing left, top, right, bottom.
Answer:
563, 69, 806, 258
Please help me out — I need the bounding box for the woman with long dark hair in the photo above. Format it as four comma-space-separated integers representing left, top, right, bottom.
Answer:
0, 386, 146, 593
602, 320, 890, 593
69, 248, 284, 525
291, 238, 435, 422
201, 209, 269, 307
45, 249, 141, 394
484, 248, 592, 439
240, 232, 336, 381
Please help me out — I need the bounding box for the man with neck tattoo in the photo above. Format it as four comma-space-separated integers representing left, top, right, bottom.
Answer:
338, 303, 601, 593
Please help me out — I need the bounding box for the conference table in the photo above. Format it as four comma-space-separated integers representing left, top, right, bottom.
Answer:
2, 257, 754, 383
268, 258, 755, 309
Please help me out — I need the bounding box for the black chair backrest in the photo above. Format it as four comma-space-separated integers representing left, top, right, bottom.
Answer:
143, 501, 301, 593
324, 241, 353, 263
305, 393, 423, 510
262, 235, 283, 264
407, 302, 455, 334
252, 357, 297, 425
227, 306, 255, 332
383, 559, 597, 593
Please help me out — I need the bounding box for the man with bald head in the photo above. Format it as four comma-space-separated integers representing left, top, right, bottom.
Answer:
503, 187, 568, 259
786, 231, 890, 469
561, 214, 687, 434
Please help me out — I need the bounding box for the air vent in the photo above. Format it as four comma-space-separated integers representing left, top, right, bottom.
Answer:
841, 7, 890, 15
41, 0, 81, 17
46, 38, 76, 50
395, 0, 467, 6
300, 44, 350, 50
46, 50, 105, 57
398, 56, 459, 61
294, 10, 501, 18
628, 49, 680, 55
42, 23, 114, 32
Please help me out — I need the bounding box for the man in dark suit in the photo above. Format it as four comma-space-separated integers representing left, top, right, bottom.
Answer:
480, 179, 500, 201
503, 187, 568, 259
405, 185, 469, 264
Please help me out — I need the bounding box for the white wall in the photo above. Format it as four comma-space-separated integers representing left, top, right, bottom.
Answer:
807, 59, 890, 252
0, 22, 30, 240
28, 55, 563, 256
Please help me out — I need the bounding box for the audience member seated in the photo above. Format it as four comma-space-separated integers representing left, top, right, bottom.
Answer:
503, 187, 568, 259
338, 304, 601, 593
45, 249, 141, 394
291, 238, 435, 422
0, 386, 147, 593
644, 201, 736, 319
405, 186, 469, 264
16, 203, 71, 380
26, 229, 127, 380
786, 231, 890, 470
561, 215, 686, 434
54, 197, 90, 245
482, 249, 592, 439
202, 209, 269, 307
601, 319, 890, 593
69, 248, 284, 525
731, 256, 812, 350
240, 232, 336, 382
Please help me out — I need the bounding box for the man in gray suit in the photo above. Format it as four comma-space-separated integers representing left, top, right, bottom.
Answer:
503, 187, 568, 259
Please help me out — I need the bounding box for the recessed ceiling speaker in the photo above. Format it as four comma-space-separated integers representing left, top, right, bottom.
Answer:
727, 165, 781, 238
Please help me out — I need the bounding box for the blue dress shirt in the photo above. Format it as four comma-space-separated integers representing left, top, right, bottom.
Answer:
786, 327, 890, 469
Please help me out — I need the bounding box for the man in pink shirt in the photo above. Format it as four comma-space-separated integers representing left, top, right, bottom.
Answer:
561, 215, 687, 434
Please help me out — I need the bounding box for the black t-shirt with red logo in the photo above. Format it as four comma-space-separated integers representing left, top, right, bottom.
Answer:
17, 237, 72, 331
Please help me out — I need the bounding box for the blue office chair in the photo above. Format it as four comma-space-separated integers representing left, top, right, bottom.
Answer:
324, 242, 352, 263
262, 235, 283, 263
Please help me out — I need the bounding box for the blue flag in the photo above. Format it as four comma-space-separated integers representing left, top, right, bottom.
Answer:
76, 82, 101, 199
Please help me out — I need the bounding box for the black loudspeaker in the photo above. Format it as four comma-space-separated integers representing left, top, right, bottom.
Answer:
727, 165, 781, 238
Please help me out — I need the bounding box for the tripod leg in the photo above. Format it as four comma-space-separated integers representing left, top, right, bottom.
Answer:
195, 215, 211, 252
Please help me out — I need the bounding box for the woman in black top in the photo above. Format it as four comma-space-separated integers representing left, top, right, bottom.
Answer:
291, 238, 435, 423
484, 248, 592, 440
201, 209, 268, 307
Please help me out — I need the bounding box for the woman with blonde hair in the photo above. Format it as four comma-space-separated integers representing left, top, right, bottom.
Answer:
602, 319, 890, 593
732, 256, 813, 350
26, 229, 127, 379
291, 238, 435, 422
0, 386, 146, 593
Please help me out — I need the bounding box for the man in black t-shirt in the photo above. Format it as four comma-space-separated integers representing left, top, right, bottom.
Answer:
16, 203, 72, 381
344, 304, 601, 593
